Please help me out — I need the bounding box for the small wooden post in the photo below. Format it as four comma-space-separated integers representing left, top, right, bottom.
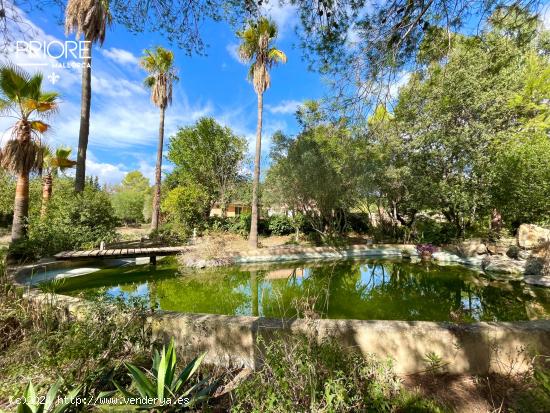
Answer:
150, 255, 157, 265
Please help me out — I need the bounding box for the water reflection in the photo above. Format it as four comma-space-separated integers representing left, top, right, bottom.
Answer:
62, 259, 550, 322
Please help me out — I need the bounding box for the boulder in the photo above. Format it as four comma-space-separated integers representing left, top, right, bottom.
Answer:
517, 224, 550, 249
487, 244, 509, 255
481, 256, 525, 275
433, 251, 483, 267
518, 250, 532, 260
524, 275, 550, 288
506, 245, 532, 260
451, 239, 488, 257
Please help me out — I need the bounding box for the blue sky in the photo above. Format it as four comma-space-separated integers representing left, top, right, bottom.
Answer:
0, 3, 325, 184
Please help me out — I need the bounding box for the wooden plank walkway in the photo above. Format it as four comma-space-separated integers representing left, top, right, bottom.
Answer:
54, 246, 187, 261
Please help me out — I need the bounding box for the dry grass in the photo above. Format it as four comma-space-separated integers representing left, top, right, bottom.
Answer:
115, 225, 150, 241
403, 371, 537, 413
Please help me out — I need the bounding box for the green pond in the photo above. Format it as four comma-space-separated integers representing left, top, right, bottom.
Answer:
52, 258, 550, 322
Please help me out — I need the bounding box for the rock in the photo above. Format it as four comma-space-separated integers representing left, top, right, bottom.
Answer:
433, 251, 464, 263
517, 224, 550, 249
481, 256, 525, 275
487, 244, 509, 255
433, 251, 483, 268
518, 250, 531, 260
476, 244, 489, 255
524, 275, 550, 288
453, 239, 488, 257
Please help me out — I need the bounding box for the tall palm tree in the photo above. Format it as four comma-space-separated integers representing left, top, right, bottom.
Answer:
237, 17, 286, 248
40, 147, 76, 217
140, 46, 178, 232
0, 65, 59, 242
65, 0, 112, 193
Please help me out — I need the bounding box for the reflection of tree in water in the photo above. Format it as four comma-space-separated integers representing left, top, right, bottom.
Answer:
154, 268, 250, 315
118, 283, 139, 295
260, 261, 538, 321
87, 259, 548, 321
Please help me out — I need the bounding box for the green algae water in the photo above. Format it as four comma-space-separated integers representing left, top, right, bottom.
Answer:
54, 258, 549, 322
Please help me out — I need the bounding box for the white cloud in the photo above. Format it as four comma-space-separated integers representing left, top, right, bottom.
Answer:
226, 43, 242, 64
266, 99, 302, 114
92, 75, 147, 98
261, 3, 299, 37
86, 159, 128, 185
100, 48, 140, 66
61, 99, 213, 149
388, 71, 411, 99
542, 4, 550, 30
228, 3, 298, 63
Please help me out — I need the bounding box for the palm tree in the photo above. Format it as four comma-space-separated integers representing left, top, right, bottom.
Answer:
65, 0, 112, 193
140, 46, 178, 232
40, 147, 76, 217
237, 17, 286, 248
0, 65, 59, 242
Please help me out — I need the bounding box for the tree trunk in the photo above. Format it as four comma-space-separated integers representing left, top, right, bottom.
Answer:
40, 173, 53, 218
11, 171, 29, 243
151, 105, 166, 232
75, 40, 92, 193
249, 92, 263, 248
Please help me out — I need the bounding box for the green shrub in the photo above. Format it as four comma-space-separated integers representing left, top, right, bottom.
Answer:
267, 214, 294, 235
206, 216, 230, 232
161, 184, 210, 237
412, 216, 457, 245
232, 335, 444, 412
150, 223, 185, 245
11, 185, 118, 259
227, 212, 252, 237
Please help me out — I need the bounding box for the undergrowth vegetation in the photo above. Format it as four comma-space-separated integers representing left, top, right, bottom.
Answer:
8, 178, 118, 261
0, 289, 151, 406
233, 335, 446, 413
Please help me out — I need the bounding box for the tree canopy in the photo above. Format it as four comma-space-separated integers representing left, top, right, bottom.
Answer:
111, 171, 151, 224
167, 117, 248, 215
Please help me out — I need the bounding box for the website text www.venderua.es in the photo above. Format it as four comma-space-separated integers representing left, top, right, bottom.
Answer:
12, 395, 191, 407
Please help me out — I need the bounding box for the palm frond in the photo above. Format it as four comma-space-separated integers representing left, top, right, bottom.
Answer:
143, 76, 156, 88
21, 72, 43, 101
268, 48, 287, 64
0, 138, 43, 174
0, 97, 13, 115
0, 63, 31, 100
140, 46, 178, 109
30, 120, 49, 133
236, 17, 286, 94
65, 0, 112, 45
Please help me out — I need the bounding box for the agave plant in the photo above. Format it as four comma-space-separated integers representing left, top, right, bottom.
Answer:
16, 380, 81, 413
114, 339, 214, 411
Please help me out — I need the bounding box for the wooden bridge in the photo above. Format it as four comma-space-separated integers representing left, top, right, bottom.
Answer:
54, 245, 188, 264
